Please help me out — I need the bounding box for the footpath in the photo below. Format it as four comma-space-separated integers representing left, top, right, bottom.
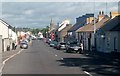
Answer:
82, 50, 120, 76
2, 46, 21, 62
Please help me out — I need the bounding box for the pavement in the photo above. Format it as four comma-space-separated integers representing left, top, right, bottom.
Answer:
2, 46, 21, 62
1, 40, 120, 76
84, 50, 120, 62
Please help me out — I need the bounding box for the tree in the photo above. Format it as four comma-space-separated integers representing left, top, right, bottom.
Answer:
40, 26, 49, 38
30, 28, 41, 35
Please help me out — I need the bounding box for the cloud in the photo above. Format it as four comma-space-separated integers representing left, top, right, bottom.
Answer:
1, 2, 119, 28
2, 0, 120, 2
24, 9, 34, 15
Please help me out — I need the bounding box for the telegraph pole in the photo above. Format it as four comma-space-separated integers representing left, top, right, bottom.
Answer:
94, 1, 96, 34
93, 0, 96, 51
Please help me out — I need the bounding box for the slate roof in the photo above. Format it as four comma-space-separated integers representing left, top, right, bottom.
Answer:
0, 19, 12, 29
99, 15, 120, 31
68, 20, 86, 32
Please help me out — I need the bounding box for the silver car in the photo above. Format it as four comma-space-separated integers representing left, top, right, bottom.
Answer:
20, 41, 28, 49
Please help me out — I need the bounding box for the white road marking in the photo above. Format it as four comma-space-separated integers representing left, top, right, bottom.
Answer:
86, 54, 89, 56
0, 49, 24, 73
17, 49, 23, 54
55, 55, 58, 57
84, 71, 93, 76
3, 49, 23, 64
61, 58, 63, 60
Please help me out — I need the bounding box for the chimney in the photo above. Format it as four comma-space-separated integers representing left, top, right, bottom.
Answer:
110, 11, 120, 19
86, 18, 89, 24
102, 11, 104, 15
89, 17, 94, 23
98, 11, 105, 21
86, 17, 94, 24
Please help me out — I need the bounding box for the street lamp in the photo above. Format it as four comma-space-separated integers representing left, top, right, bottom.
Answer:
101, 35, 105, 39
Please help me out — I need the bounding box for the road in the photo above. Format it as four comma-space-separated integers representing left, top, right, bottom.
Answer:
2, 40, 88, 74
2, 40, 120, 76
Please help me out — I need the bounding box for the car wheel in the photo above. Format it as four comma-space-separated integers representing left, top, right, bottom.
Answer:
76, 51, 79, 53
57, 48, 60, 50
66, 49, 69, 53
66, 49, 70, 53
79, 50, 83, 54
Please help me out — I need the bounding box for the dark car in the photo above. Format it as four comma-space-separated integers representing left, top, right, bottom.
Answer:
66, 42, 82, 53
56, 42, 66, 50
45, 39, 51, 44
20, 41, 28, 49
49, 41, 58, 47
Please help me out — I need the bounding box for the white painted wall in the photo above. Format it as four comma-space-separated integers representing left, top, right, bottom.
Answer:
58, 20, 70, 32
9, 29, 12, 38
0, 35, 2, 75
0, 21, 9, 39
11, 31, 17, 42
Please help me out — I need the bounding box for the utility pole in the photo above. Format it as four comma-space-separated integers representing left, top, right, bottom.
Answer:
106, 1, 108, 15
93, 1, 96, 51
94, 1, 96, 34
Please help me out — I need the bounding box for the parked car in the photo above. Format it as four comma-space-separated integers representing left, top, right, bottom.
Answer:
46, 39, 52, 44
49, 41, 58, 47
56, 42, 66, 50
66, 41, 82, 53
20, 41, 28, 49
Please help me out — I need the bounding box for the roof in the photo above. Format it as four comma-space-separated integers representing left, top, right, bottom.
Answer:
60, 24, 72, 32
0, 19, 12, 28
68, 14, 94, 32
59, 24, 72, 37
110, 22, 120, 31
99, 15, 120, 31
68, 20, 86, 32
76, 23, 93, 32
76, 17, 110, 32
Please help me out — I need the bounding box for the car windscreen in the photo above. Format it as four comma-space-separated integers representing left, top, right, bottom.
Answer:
60, 43, 66, 45
21, 42, 27, 44
69, 43, 79, 47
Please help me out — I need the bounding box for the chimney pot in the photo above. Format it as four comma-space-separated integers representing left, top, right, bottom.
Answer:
102, 11, 104, 15
99, 11, 101, 15
110, 12, 112, 18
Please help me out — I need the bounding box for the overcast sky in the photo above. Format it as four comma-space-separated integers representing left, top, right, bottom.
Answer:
1, 2, 118, 28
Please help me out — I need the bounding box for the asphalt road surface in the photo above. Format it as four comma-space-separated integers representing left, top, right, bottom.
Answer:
2, 40, 120, 76
2, 40, 87, 74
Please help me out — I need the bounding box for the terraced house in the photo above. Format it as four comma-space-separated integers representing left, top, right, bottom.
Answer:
96, 12, 120, 53
0, 19, 17, 52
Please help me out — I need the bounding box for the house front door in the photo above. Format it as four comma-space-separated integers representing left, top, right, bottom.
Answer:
114, 37, 117, 52
88, 38, 91, 51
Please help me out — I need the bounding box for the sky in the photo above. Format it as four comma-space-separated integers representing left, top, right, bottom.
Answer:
1, 1, 119, 28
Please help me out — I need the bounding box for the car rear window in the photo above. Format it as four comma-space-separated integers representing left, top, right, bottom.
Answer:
60, 43, 66, 45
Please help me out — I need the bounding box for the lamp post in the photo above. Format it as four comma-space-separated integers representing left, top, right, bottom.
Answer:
101, 35, 105, 39
93, 1, 96, 51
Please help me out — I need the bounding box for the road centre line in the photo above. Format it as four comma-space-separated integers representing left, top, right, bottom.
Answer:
55, 55, 58, 57
61, 58, 63, 60
84, 71, 93, 76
